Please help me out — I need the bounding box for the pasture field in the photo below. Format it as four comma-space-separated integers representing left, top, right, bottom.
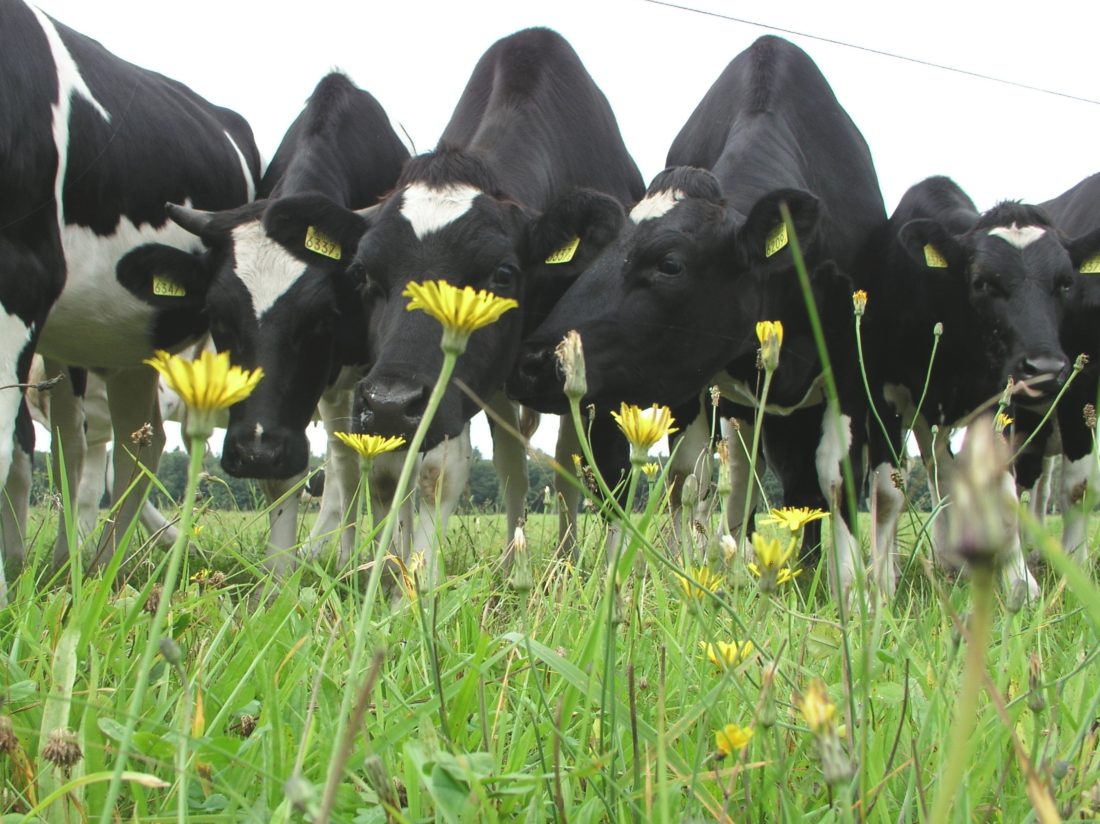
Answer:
0, 495, 1097, 823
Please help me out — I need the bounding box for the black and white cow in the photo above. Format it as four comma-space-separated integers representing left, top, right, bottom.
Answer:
0, 1, 261, 599
269, 28, 645, 582
864, 175, 1100, 597
1013, 173, 1100, 564
510, 35, 886, 595
117, 72, 421, 573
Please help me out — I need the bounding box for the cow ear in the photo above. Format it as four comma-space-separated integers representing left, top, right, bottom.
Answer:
262, 193, 370, 266
1067, 225, 1100, 274
737, 189, 820, 265
897, 219, 966, 273
524, 189, 625, 272
116, 243, 211, 308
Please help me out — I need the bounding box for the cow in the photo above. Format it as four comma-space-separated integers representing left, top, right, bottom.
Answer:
0, 1, 261, 602
262, 28, 645, 583
115, 71, 469, 574
863, 175, 1100, 598
509, 35, 886, 597
1013, 172, 1100, 564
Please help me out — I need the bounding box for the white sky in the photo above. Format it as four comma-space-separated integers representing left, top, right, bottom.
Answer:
30, 0, 1100, 459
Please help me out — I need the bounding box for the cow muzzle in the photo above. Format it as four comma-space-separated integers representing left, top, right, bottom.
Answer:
221, 423, 309, 479
507, 344, 566, 408
1013, 354, 1069, 400
354, 376, 430, 438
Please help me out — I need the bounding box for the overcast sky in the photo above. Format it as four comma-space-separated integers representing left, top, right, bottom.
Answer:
31, 0, 1100, 457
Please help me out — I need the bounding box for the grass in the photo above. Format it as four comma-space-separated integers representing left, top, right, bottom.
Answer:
0, 496, 1097, 822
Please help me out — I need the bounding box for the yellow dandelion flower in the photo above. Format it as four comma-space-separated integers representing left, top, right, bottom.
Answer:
571, 453, 583, 473
611, 402, 678, 459
750, 532, 794, 571
386, 551, 424, 602
755, 320, 783, 371
700, 640, 755, 669
715, 723, 754, 757
994, 411, 1014, 434
334, 431, 407, 460
145, 349, 263, 438
759, 507, 828, 534
676, 566, 722, 601
641, 462, 660, 481
403, 279, 518, 354
799, 680, 836, 735
852, 290, 868, 316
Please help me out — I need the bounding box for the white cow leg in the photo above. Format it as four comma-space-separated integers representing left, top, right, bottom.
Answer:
723, 416, 760, 555
77, 372, 111, 539
999, 472, 1040, 599
369, 451, 415, 580
816, 407, 858, 597
259, 475, 303, 577
306, 388, 360, 565
489, 395, 528, 572
95, 366, 166, 572
667, 410, 712, 563
870, 462, 904, 598
1, 443, 32, 576
411, 429, 472, 588
554, 417, 582, 561
45, 358, 87, 570
1060, 453, 1097, 564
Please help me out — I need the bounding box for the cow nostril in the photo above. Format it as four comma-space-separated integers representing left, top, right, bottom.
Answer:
519, 347, 553, 380
1019, 356, 1068, 380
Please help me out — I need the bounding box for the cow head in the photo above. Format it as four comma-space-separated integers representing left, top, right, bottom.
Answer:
117, 197, 371, 478
897, 202, 1098, 403
276, 149, 625, 449
508, 166, 826, 412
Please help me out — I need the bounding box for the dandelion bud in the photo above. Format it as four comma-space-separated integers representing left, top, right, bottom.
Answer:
144, 583, 163, 615
720, 534, 738, 564
641, 462, 659, 482
364, 754, 400, 814
1074, 352, 1090, 372
759, 663, 778, 729
1084, 403, 1097, 431
710, 385, 721, 408
946, 417, 1013, 570
819, 733, 855, 786
230, 714, 257, 738
681, 473, 699, 510
159, 637, 183, 667
0, 716, 18, 756
131, 422, 154, 447
42, 728, 82, 774
571, 453, 583, 475
755, 321, 783, 372
933, 322, 944, 338
1027, 652, 1046, 714
555, 330, 587, 401
1052, 759, 1069, 781
508, 526, 533, 595
717, 453, 732, 499
284, 771, 317, 815
852, 289, 868, 316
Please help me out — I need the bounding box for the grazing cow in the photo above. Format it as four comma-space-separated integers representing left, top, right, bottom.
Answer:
1014, 172, 1100, 563
863, 175, 1100, 597
117, 72, 455, 573
0, 1, 261, 599
510, 35, 886, 595
266, 28, 645, 582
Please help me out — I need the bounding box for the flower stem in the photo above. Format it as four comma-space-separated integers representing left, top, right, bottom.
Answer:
318, 350, 458, 820
737, 369, 773, 547
98, 436, 204, 823
928, 566, 995, 823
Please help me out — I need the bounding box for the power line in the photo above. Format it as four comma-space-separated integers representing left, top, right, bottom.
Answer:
644, 0, 1100, 107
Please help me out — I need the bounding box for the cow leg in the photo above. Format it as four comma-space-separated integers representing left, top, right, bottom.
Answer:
667, 399, 712, 563
999, 471, 1041, 599
411, 429, 472, 588
94, 366, 166, 571
77, 372, 111, 540
258, 475, 303, 576
488, 394, 528, 572
367, 450, 415, 585
724, 415, 761, 553
815, 405, 859, 597
1, 411, 33, 578
553, 418, 581, 560
45, 359, 87, 570
306, 388, 359, 565
1060, 453, 1097, 564
870, 462, 904, 597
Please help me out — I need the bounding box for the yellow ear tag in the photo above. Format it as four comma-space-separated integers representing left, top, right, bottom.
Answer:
1080, 253, 1100, 274
764, 223, 788, 258
152, 275, 186, 298
923, 243, 949, 269
545, 236, 580, 265
304, 225, 342, 260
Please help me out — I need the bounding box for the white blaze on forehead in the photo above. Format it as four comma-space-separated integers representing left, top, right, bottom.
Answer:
989, 223, 1046, 249
231, 221, 310, 319
400, 182, 481, 239
629, 189, 684, 223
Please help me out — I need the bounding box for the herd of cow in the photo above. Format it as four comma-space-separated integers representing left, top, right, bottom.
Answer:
2, 1, 1098, 607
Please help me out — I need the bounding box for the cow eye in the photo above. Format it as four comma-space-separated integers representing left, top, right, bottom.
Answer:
971, 276, 992, 295
1057, 275, 1074, 294
491, 263, 519, 289
657, 253, 684, 276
